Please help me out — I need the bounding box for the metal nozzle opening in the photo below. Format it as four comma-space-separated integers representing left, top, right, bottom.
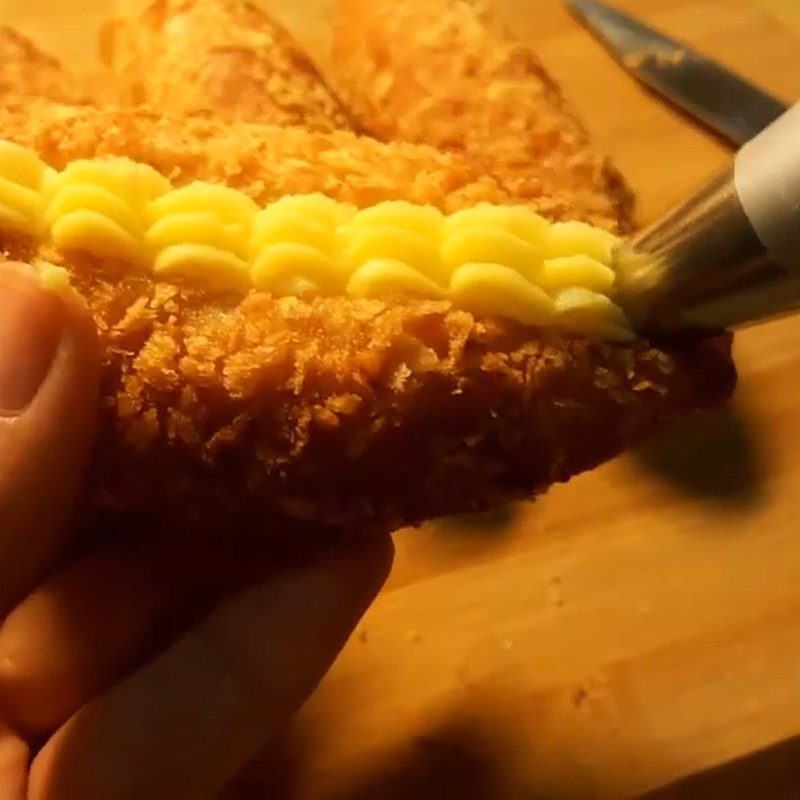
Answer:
613, 170, 800, 337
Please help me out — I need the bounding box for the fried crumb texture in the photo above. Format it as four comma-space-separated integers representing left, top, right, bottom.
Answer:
0, 96, 606, 219
0, 233, 735, 534
332, 0, 635, 233
0, 97, 636, 227
100, 0, 351, 129
74, 274, 737, 534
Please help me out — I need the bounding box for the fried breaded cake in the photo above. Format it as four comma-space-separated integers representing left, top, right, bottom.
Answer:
331, 0, 634, 233
100, 0, 351, 129
0, 99, 735, 535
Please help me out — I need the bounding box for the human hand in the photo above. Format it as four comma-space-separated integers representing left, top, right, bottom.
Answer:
0, 263, 393, 800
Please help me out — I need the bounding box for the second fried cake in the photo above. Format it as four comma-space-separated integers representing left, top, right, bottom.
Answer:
332, 0, 635, 233
0, 26, 82, 102
101, 0, 351, 129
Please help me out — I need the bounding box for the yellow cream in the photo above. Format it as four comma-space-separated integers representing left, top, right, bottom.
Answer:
554, 288, 632, 340
0, 140, 634, 340
537, 255, 616, 294
44, 158, 170, 262
442, 205, 547, 282
147, 182, 258, 291
38, 263, 72, 294
347, 258, 447, 300
0, 141, 50, 235
450, 263, 555, 326
343, 201, 446, 297
546, 220, 619, 263
251, 193, 352, 295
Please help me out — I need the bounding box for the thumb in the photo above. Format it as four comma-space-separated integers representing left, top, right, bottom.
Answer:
0, 263, 99, 615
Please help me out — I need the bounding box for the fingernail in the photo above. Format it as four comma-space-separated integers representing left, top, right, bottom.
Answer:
0, 265, 64, 414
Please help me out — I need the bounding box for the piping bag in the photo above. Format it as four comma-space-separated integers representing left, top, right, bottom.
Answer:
614, 101, 800, 337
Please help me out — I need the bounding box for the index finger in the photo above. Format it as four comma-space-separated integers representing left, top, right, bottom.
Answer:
29, 535, 393, 800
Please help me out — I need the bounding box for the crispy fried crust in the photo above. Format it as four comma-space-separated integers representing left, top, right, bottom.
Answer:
99, 0, 351, 130
0, 97, 511, 209
0, 26, 81, 102
76, 276, 735, 533
331, 0, 635, 233
0, 97, 631, 223
0, 100, 735, 534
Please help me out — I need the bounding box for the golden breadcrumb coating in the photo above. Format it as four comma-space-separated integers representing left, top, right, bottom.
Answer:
331, 0, 634, 233
0, 94, 510, 207
0, 96, 616, 220
2, 236, 735, 534
0, 26, 82, 102
100, 0, 351, 130
75, 274, 736, 534
0, 100, 734, 534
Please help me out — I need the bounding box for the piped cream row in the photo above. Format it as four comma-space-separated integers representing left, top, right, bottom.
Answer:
0, 140, 634, 340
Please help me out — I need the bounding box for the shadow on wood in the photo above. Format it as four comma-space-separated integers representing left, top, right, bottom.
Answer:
226, 711, 538, 800
645, 734, 800, 799
325, 720, 514, 800
434, 503, 520, 535
222, 727, 307, 800
634, 400, 766, 512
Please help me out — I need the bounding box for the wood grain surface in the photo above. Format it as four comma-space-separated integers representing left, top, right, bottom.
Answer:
3, 0, 800, 797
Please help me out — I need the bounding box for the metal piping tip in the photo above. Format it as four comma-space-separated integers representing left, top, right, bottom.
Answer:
612, 169, 800, 338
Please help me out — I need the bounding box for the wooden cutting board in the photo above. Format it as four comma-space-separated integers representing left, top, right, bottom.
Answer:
4, 1, 800, 797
